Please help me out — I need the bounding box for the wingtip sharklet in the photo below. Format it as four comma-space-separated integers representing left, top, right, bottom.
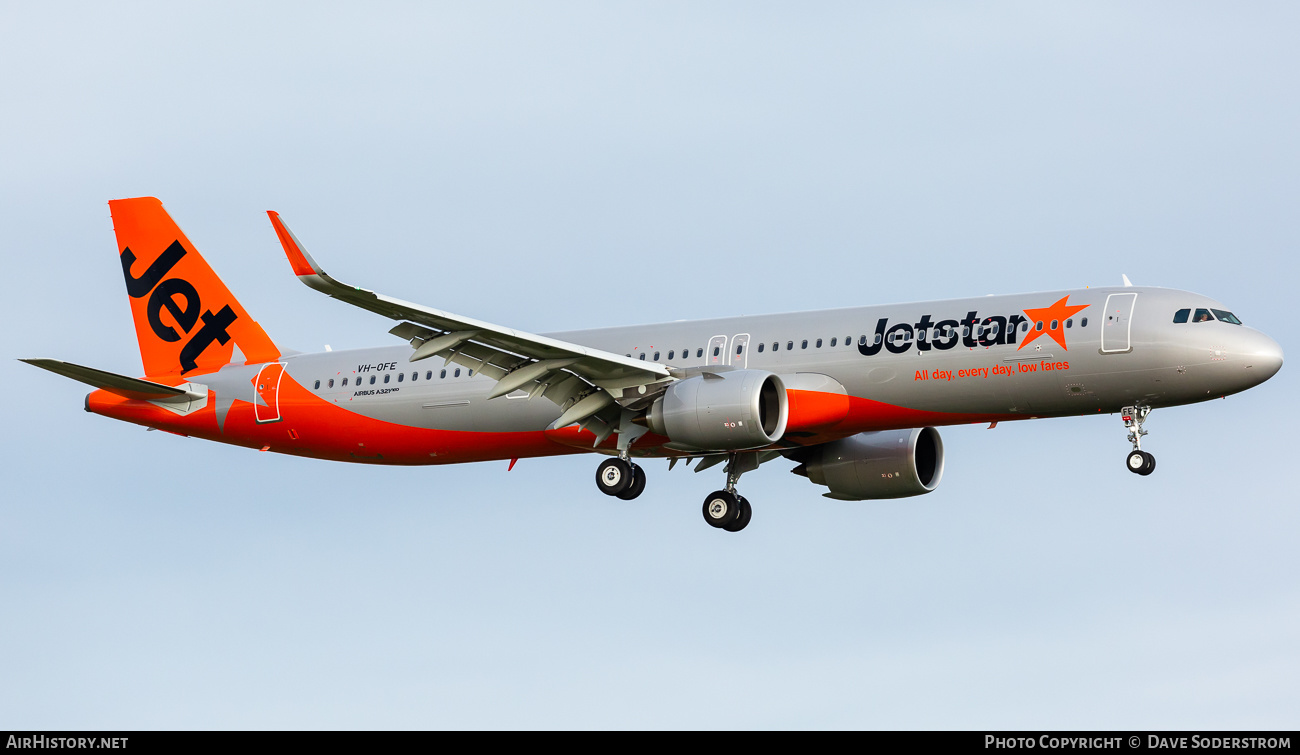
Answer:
267, 211, 323, 278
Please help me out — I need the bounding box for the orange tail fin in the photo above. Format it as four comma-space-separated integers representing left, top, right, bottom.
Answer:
110, 197, 280, 376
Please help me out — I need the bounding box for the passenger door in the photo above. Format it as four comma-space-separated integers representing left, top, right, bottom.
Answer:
254, 362, 286, 423
1101, 293, 1138, 354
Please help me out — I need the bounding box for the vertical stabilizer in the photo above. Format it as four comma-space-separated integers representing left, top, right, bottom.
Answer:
109, 197, 280, 376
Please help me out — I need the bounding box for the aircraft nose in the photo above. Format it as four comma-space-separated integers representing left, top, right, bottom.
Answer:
1242, 330, 1284, 384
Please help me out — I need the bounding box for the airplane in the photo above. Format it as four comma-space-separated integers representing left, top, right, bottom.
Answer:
23, 197, 1284, 532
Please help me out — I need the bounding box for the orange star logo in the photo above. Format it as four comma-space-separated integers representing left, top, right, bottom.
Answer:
1018, 296, 1089, 351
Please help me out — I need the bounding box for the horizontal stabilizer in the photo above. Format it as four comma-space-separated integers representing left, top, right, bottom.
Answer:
20, 358, 199, 401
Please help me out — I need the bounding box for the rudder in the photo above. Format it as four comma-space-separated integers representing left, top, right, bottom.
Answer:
110, 197, 280, 376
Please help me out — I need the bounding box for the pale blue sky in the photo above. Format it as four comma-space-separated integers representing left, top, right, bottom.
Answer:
2, 2, 1297, 728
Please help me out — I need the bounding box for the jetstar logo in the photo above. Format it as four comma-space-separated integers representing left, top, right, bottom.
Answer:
120, 241, 237, 373
1017, 296, 1089, 351
857, 296, 1090, 357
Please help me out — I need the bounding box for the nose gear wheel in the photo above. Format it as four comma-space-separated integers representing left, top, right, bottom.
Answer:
1121, 405, 1156, 475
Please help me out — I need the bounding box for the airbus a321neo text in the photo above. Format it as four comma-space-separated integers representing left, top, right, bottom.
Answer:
24, 198, 1284, 532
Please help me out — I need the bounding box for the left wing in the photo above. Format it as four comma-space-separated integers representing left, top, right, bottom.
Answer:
267, 211, 674, 440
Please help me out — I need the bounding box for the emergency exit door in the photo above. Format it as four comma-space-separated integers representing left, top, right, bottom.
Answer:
730, 333, 750, 369
706, 335, 728, 367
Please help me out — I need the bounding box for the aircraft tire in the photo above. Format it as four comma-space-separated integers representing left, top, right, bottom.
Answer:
1138, 452, 1156, 476
702, 490, 740, 529
616, 464, 646, 500
723, 496, 752, 532
1126, 450, 1147, 474
596, 458, 633, 496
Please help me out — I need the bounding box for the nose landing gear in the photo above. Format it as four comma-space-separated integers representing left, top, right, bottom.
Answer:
1122, 405, 1156, 476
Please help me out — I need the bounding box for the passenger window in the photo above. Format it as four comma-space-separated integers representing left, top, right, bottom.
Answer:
1021, 322, 1029, 332
440, 369, 446, 379
757, 343, 764, 353
858, 335, 867, 346
639, 353, 646, 361
1065, 319, 1073, 329
1173, 308, 1190, 324
397, 373, 404, 382
1193, 308, 1214, 323
454, 368, 461, 377
384, 374, 390, 383
815, 338, 822, 348
369, 376, 376, 385
426, 371, 432, 380
654, 352, 660, 361
1080, 318, 1088, 328
736, 344, 743, 355
1035, 321, 1043, 331
314, 380, 320, 389
342, 377, 349, 386
668, 350, 675, 360
799, 340, 806, 349
1212, 309, 1242, 325
411, 372, 417, 381
1050, 320, 1058, 330
328, 379, 334, 388
772, 342, 779, 351
712, 347, 720, 357
696, 348, 703, 358
845, 336, 851, 345
830, 337, 837, 347
468, 370, 474, 377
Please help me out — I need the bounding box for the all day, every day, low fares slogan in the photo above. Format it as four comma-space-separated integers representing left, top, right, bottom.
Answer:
915, 360, 1070, 383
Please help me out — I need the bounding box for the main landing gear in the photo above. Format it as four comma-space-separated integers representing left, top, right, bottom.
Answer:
593, 451, 759, 532
595, 457, 646, 500
701, 453, 758, 532
1122, 405, 1156, 476
702, 490, 752, 532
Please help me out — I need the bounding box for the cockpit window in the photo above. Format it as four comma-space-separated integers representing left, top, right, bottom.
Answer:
1173, 308, 1190, 324
1193, 308, 1214, 323
1212, 309, 1242, 325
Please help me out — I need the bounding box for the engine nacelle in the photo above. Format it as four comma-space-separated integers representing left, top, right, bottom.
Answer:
647, 370, 788, 451
793, 427, 944, 500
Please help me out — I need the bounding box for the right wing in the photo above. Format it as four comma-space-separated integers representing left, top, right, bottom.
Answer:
268, 212, 675, 440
